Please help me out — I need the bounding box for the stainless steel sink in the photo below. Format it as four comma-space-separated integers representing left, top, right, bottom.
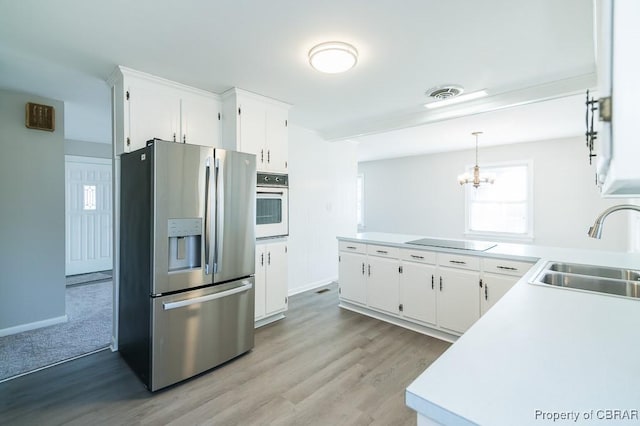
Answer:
547, 262, 640, 281
532, 261, 640, 300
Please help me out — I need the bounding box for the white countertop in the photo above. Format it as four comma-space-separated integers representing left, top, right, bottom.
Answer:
338, 233, 640, 425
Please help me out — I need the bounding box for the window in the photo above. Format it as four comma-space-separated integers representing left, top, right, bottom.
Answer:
465, 161, 532, 240
83, 185, 97, 211
356, 174, 364, 230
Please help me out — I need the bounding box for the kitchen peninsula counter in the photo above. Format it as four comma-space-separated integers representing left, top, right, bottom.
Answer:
337, 232, 640, 426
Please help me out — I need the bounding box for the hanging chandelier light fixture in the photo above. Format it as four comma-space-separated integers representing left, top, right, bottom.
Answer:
457, 131, 495, 188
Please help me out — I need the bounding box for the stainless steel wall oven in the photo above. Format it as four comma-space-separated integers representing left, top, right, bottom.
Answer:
256, 172, 288, 239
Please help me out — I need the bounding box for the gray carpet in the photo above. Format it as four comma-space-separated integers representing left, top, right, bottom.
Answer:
0, 280, 113, 381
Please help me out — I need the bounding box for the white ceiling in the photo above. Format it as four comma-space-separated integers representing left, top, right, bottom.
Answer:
0, 0, 595, 159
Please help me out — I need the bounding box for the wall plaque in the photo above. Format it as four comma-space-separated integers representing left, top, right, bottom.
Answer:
25, 102, 55, 131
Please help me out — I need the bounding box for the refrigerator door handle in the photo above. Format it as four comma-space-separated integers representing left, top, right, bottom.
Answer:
162, 281, 253, 310
204, 157, 213, 275
214, 156, 224, 274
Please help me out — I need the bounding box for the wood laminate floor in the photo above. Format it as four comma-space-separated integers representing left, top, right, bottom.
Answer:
0, 283, 450, 425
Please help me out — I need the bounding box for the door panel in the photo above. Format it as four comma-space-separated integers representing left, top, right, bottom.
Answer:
338, 252, 367, 304
438, 267, 480, 334
213, 149, 257, 284
65, 156, 112, 276
367, 256, 400, 315
152, 142, 213, 294
265, 242, 288, 315
401, 262, 437, 325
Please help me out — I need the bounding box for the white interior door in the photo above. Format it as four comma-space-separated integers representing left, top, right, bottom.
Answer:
65, 156, 113, 276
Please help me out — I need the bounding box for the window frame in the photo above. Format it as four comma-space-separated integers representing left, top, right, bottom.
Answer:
463, 160, 534, 242
356, 173, 365, 231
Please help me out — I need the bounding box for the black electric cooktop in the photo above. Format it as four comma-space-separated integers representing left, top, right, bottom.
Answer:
406, 238, 497, 252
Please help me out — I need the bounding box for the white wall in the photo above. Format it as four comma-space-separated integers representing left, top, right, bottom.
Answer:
288, 125, 358, 294
64, 138, 111, 158
359, 136, 629, 252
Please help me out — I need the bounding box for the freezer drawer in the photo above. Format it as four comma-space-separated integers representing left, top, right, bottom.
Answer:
150, 278, 255, 391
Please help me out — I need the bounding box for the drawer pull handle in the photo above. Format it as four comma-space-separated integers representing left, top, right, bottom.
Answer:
410, 254, 424, 259
376, 250, 388, 254
497, 266, 518, 271
449, 260, 466, 265
346, 246, 357, 250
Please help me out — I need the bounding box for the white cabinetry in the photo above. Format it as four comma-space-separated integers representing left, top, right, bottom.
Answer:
595, 0, 640, 196
400, 249, 437, 326
480, 258, 534, 315
221, 88, 290, 172
366, 245, 401, 315
338, 240, 536, 340
109, 66, 221, 155
437, 254, 480, 334
338, 242, 367, 304
255, 241, 288, 321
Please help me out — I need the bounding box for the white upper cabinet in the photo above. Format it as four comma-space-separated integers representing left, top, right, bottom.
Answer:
127, 83, 181, 151
595, 0, 640, 196
109, 66, 221, 155
180, 92, 221, 147
221, 88, 290, 172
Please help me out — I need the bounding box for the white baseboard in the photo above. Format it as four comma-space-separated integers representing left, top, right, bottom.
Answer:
0, 314, 68, 337
288, 277, 337, 296
255, 312, 286, 328
339, 301, 459, 343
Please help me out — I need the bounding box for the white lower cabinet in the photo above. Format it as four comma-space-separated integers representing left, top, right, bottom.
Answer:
338, 240, 535, 339
367, 255, 400, 315
437, 267, 480, 334
255, 241, 288, 321
338, 251, 367, 304
480, 273, 518, 315
400, 261, 437, 325
480, 257, 534, 315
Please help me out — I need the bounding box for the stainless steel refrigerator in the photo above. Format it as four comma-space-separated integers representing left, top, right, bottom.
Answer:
119, 140, 256, 391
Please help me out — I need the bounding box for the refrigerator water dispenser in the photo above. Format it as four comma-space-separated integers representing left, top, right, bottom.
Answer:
168, 218, 202, 272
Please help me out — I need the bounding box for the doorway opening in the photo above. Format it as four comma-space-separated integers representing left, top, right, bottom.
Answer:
0, 156, 113, 382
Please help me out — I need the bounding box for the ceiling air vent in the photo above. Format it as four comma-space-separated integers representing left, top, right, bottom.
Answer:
426, 85, 464, 100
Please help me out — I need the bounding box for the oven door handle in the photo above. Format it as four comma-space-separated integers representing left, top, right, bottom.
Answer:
163, 281, 253, 310
257, 191, 284, 196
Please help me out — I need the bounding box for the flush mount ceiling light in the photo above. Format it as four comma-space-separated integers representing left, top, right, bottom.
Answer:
458, 131, 495, 188
308, 41, 358, 74
425, 89, 488, 109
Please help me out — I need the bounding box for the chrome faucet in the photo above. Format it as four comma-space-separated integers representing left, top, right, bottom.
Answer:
588, 204, 640, 239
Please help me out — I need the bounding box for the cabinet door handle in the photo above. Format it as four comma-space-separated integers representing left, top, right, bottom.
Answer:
431, 274, 434, 290
183, 134, 186, 143
368, 264, 371, 277
449, 260, 466, 265
497, 265, 518, 271
260, 149, 264, 163
410, 254, 424, 259
261, 253, 264, 266
173, 132, 177, 142
346, 246, 357, 250
361, 262, 365, 275
485, 283, 488, 300
439, 276, 443, 291
268, 252, 271, 265
376, 250, 388, 254
267, 149, 271, 163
